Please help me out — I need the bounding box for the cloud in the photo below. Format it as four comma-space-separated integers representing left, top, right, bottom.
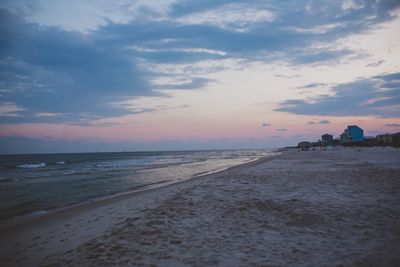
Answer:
307, 119, 331, 124
128, 46, 227, 56
386, 123, 400, 127
0, 102, 25, 116
262, 123, 271, 127
1, 0, 400, 123
301, 82, 326, 88
0, 8, 154, 123
276, 72, 400, 117
153, 77, 215, 90
366, 60, 385, 67
0, 0, 180, 33
0, 8, 212, 124
290, 49, 352, 65
319, 119, 331, 124
176, 3, 275, 31
341, 0, 363, 11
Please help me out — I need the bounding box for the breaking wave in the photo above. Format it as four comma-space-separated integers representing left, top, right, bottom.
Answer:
16, 162, 47, 169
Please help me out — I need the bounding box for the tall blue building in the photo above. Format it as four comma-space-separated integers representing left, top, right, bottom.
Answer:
340, 125, 364, 143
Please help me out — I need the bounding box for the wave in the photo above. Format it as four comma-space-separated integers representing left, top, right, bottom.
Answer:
0, 177, 12, 183
62, 170, 76, 175
9, 160, 67, 170
16, 162, 47, 169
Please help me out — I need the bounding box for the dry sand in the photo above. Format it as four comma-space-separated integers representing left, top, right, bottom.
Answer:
1, 147, 400, 266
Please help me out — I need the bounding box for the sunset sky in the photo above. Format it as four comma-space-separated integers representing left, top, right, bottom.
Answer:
0, 0, 400, 153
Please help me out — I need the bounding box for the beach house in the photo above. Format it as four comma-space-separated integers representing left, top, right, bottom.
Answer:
321, 134, 333, 146
376, 133, 400, 147
376, 133, 393, 143
340, 125, 364, 143
394, 133, 400, 147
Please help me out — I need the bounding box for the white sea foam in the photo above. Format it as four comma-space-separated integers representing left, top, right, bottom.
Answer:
17, 162, 47, 169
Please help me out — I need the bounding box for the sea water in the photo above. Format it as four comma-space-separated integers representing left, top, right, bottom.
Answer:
0, 149, 276, 222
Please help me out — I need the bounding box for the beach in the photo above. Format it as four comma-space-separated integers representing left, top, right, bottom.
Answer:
1, 147, 400, 266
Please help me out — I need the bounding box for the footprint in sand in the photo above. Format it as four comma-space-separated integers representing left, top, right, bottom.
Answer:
4, 257, 14, 263
26, 243, 38, 249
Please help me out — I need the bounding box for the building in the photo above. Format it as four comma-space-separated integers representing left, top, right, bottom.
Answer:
321, 134, 333, 146
333, 138, 341, 146
393, 133, 400, 147
363, 136, 377, 146
376, 132, 400, 147
340, 130, 351, 143
340, 125, 364, 143
311, 141, 322, 147
376, 133, 393, 143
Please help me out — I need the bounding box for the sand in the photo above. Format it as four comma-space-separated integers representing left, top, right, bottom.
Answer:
1, 147, 400, 266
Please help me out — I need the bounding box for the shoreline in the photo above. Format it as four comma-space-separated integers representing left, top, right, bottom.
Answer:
0, 149, 282, 230
3, 146, 399, 266
0, 150, 287, 266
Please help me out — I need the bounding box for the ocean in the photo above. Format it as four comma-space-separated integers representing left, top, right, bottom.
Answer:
0, 149, 276, 223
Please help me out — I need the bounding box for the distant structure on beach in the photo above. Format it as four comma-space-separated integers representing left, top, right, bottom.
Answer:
376, 133, 393, 143
340, 125, 364, 143
296, 125, 399, 149
321, 134, 333, 146
298, 141, 312, 150
376, 133, 400, 146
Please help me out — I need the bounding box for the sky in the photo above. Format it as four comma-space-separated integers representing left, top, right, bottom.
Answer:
0, 0, 400, 153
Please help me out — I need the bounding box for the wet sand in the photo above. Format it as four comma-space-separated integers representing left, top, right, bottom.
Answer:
1, 147, 400, 266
